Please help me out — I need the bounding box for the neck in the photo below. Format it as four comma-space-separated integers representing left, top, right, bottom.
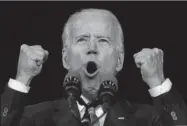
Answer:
80, 73, 101, 102
82, 90, 97, 103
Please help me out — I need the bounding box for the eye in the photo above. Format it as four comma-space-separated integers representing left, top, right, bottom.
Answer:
99, 39, 109, 43
77, 38, 87, 43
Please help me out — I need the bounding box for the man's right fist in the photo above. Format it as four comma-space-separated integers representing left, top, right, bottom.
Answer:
16, 44, 49, 86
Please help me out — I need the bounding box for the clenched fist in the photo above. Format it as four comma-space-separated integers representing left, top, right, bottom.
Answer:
133, 48, 165, 88
16, 44, 49, 86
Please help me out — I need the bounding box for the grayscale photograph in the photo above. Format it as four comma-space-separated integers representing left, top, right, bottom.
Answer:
0, 1, 187, 126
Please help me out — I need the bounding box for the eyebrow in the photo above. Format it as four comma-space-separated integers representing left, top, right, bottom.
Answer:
76, 34, 90, 39
75, 34, 112, 41
95, 35, 111, 41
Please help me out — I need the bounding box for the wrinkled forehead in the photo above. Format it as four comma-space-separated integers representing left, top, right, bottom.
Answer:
69, 11, 119, 39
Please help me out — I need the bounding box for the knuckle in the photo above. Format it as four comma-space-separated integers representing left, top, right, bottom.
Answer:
24, 48, 32, 56
135, 58, 141, 64
142, 48, 150, 50
153, 47, 159, 52
155, 49, 163, 56
32, 50, 44, 56
40, 51, 45, 58
37, 45, 42, 48
31, 45, 43, 50
153, 47, 158, 50
37, 56, 43, 61
35, 52, 44, 59
133, 54, 137, 58
152, 51, 156, 56
31, 55, 42, 62
20, 44, 27, 51
45, 50, 49, 56
142, 48, 151, 52
159, 49, 164, 55
29, 52, 36, 59
21, 44, 25, 49
134, 55, 139, 60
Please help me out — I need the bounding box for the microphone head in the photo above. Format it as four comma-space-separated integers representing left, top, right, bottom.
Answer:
100, 73, 118, 91
63, 71, 82, 100
98, 73, 118, 105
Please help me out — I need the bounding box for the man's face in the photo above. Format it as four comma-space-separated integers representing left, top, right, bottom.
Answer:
63, 11, 124, 99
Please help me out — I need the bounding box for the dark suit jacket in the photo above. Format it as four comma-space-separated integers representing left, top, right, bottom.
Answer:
1, 83, 187, 126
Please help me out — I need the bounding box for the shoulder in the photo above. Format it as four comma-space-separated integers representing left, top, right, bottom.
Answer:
119, 100, 157, 117
131, 102, 160, 123
23, 98, 67, 118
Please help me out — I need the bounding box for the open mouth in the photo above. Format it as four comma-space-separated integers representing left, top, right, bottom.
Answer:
83, 61, 99, 78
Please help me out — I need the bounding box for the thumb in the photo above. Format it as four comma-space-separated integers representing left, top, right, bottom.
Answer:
43, 50, 49, 63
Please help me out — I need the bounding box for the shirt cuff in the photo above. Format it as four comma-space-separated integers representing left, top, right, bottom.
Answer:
8, 78, 30, 93
148, 78, 172, 97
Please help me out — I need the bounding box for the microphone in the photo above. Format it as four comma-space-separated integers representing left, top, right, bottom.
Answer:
63, 71, 82, 120
63, 71, 82, 100
98, 74, 118, 112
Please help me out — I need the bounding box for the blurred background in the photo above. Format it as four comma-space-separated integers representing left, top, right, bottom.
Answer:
0, 2, 186, 105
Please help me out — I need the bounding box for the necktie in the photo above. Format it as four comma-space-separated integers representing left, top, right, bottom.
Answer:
88, 107, 100, 126
78, 98, 101, 126
82, 107, 100, 126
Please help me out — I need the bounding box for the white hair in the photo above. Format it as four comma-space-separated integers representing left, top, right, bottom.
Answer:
62, 8, 124, 52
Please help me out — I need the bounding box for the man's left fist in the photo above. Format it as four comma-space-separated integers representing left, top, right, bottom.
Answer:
133, 48, 165, 88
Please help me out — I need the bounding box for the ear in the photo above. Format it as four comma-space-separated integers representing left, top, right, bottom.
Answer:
116, 50, 124, 72
62, 49, 70, 70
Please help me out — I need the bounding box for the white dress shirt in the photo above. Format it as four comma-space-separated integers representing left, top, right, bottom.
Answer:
8, 78, 172, 126
77, 95, 107, 126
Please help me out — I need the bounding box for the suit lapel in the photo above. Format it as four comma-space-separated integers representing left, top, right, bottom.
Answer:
104, 101, 134, 126
52, 98, 82, 126
52, 99, 136, 126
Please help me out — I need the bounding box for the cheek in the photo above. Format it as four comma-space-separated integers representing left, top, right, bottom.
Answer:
98, 48, 118, 71
68, 46, 85, 69
98, 48, 113, 61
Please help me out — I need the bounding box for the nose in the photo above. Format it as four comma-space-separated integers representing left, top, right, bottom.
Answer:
87, 40, 98, 55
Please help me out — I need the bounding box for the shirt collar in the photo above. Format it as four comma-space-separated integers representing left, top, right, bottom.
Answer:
77, 95, 89, 112
77, 95, 104, 117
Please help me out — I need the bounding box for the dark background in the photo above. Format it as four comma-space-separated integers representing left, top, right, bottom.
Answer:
0, 2, 186, 105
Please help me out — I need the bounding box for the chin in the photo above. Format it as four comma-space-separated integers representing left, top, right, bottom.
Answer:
82, 88, 98, 101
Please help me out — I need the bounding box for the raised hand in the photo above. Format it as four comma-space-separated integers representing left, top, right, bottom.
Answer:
133, 48, 165, 88
16, 44, 49, 86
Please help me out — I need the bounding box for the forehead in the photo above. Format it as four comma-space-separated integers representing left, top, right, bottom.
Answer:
70, 11, 118, 38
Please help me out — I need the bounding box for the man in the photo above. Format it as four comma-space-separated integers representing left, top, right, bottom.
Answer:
1, 8, 187, 126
